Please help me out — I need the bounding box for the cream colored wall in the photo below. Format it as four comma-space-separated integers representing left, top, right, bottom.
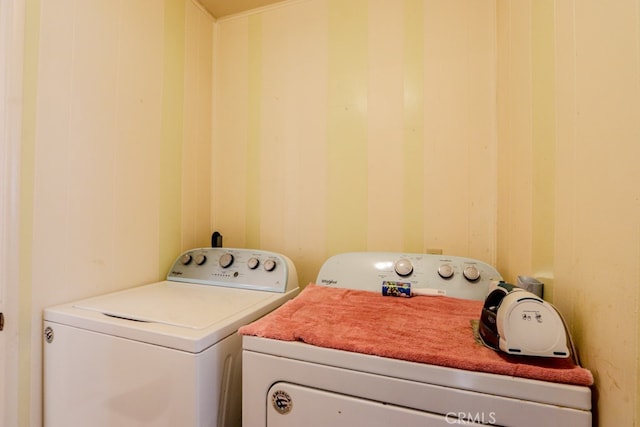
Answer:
215, 0, 640, 424
498, 0, 640, 425
14, 0, 639, 425
213, 0, 498, 286
554, 1, 640, 424
17, 0, 213, 425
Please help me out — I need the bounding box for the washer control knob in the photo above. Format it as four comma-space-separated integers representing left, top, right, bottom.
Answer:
263, 259, 276, 272
219, 253, 234, 268
194, 254, 207, 266
180, 254, 193, 265
463, 265, 481, 282
247, 257, 260, 270
394, 259, 413, 277
438, 264, 454, 279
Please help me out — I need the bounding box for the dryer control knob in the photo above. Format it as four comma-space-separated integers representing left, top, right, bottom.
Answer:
463, 265, 481, 282
219, 253, 234, 268
180, 254, 193, 265
394, 259, 414, 277
264, 259, 276, 272
247, 257, 260, 269
194, 254, 207, 266
438, 264, 454, 279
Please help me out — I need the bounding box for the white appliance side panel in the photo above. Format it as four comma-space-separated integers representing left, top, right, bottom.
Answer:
44, 321, 243, 427
265, 382, 476, 427
242, 350, 591, 427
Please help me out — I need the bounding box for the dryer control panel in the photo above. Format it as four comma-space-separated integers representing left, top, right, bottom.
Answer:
316, 252, 502, 301
167, 248, 298, 293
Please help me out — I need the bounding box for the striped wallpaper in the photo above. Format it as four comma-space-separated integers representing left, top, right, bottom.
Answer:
17, 0, 640, 424
213, 0, 498, 285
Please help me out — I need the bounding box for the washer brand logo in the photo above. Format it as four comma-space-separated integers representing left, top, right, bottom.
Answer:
271, 390, 293, 415
320, 279, 337, 285
44, 326, 54, 343
170, 271, 183, 276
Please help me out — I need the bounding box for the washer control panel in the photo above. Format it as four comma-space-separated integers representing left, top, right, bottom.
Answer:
167, 247, 298, 293
316, 252, 502, 301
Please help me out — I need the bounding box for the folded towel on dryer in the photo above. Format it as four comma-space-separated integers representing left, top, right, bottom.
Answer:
239, 283, 593, 386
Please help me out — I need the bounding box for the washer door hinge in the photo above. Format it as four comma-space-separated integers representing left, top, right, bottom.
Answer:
0, 312, 4, 331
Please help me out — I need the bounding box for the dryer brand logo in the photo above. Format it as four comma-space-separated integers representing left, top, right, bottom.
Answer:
271, 390, 293, 415
320, 279, 337, 285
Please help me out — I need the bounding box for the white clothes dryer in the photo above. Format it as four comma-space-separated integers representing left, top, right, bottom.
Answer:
241, 252, 592, 427
43, 247, 299, 427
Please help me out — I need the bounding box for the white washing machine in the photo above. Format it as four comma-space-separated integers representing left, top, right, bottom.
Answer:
241, 252, 592, 427
43, 247, 299, 427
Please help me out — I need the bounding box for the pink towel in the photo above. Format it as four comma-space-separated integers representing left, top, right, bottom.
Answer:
239, 284, 593, 386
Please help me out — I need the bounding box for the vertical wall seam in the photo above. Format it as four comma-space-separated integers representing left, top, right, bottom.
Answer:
326, 0, 368, 256
403, 0, 424, 252
159, 0, 185, 277
531, 0, 556, 280
246, 14, 262, 248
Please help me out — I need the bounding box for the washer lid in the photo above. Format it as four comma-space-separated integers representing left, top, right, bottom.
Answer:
73, 281, 274, 330
44, 281, 298, 353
